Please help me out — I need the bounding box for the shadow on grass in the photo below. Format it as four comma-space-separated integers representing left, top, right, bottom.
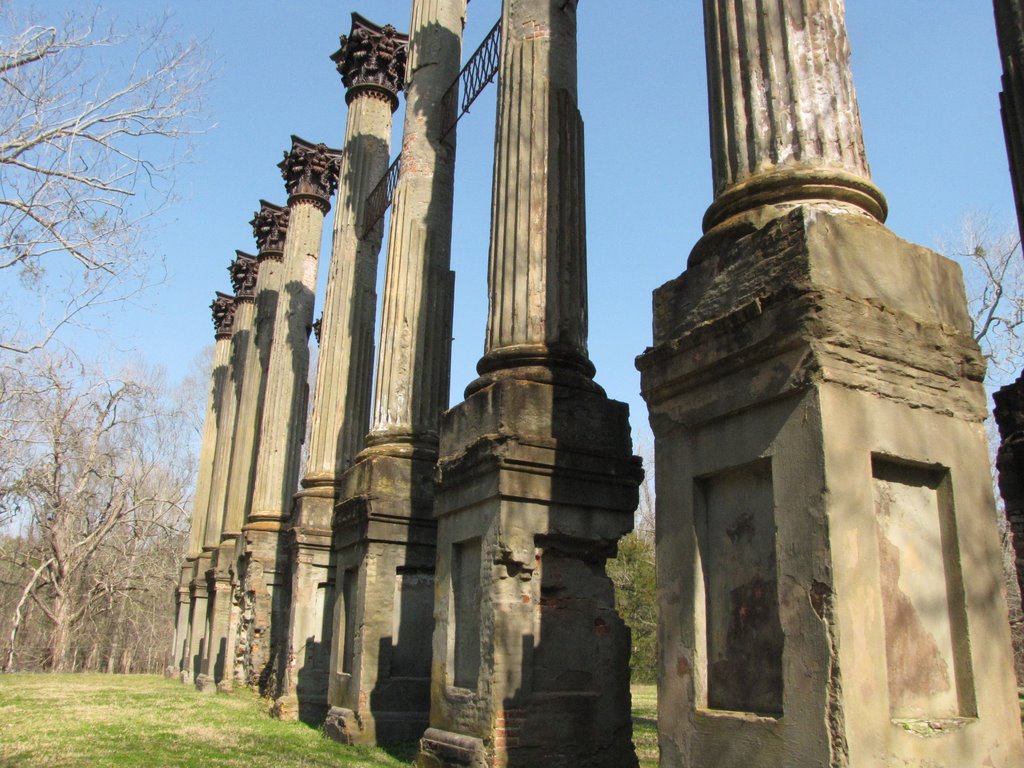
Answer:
378, 741, 419, 763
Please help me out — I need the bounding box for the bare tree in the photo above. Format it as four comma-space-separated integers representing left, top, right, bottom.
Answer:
943, 213, 1024, 378
0, 5, 208, 353
0, 354, 193, 671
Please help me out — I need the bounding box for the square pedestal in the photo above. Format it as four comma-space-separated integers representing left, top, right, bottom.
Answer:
275, 491, 335, 723
638, 207, 1024, 767
420, 378, 642, 768
325, 453, 437, 745
240, 523, 291, 695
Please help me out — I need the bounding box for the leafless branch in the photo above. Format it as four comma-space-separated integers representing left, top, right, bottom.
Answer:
0, 5, 210, 353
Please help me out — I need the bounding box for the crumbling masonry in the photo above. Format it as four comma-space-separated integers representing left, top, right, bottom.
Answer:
172, 1, 1024, 766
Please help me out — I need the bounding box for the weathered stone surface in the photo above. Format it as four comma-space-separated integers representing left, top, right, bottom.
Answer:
701, 0, 885, 230
428, 378, 641, 768
638, 208, 1024, 767
171, 562, 193, 680
242, 137, 337, 697
472, 0, 591, 393
995, 0, 1024, 248
324, 0, 463, 746
277, 492, 333, 723
995, 374, 1024, 618
326, 453, 438, 745
221, 203, 288, 546
185, 552, 212, 684
424, 1, 641, 765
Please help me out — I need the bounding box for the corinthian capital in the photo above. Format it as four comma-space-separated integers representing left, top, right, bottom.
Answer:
210, 292, 237, 339
278, 136, 342, 211
249, 200, 289, 260
330, 13, 408, 110
228, 251, 259, 301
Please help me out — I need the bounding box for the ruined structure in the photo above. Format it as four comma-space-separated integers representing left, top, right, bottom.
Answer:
173, 2, 1024, 765
198, 251, 260, 692
637, 1, 1024, 766
418, 0, 642, 765
323, 0, 461, 745
993, 0, 1024, 618
242, 137, 341, 696
173, 291, 237, 683
278, 14, 408, 724
191, 203, 289, 694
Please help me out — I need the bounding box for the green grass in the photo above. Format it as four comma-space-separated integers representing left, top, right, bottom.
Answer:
0, 675, 662, 767
632, 683, 658, 768
0, 674, 412, 767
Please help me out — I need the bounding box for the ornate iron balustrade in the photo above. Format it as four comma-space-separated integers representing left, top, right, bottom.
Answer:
440, 18, 502, 140
361, 17, 502, 237
362, 154, 401, 237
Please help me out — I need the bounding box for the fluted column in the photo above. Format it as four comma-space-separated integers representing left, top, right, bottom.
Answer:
186, 298, 235, 559
198, 293, 238, 552
205, 252, 259, 545
420, 4, 640, 765
701, 0, 886, 230
183, 295, 235, 685
303, 16, 407, 490
996, 0, 1024, 247
277, 17, 408, 723
221, 204, 289, 537
195, 253, 259, 691
247, 138, 341, 524
472, 0, 592, 392
364, 0, 464, 455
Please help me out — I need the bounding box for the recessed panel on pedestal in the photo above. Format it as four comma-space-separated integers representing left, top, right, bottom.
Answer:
696, 459, 783, 717
871, 457, 975, 721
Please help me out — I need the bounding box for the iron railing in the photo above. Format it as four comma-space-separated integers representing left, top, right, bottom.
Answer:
440, 18, 502, 140
362, 154, 402, 237
361, 17, 502, 237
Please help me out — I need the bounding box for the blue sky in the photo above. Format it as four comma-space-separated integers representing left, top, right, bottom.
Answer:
21, 1, 1017, 446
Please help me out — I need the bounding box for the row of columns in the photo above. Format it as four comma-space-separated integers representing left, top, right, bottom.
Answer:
170, 1, 1024, 767
172, 3, 641, 765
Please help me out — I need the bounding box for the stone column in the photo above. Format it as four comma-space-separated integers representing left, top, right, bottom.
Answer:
196, 254, 260, 693
995, 0, 1024, 247
994, 377, 1024, 665
181, 291, 236, 685
993, 0, 1024, 644
278, 15, 408, 725
419, 2, 642, 766
221, 204, 288, 689
171, 563, 193, 681
636, 2, 1024, 767
324, 0, 460, 746
701, 0, 886, 231
241, 137, 340, 697
192, 292, 239, 693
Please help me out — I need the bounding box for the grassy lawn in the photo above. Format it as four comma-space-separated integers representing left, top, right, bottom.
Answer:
632, 683, 658, 768
0, 674, 661, 767
0, 674, 413, 767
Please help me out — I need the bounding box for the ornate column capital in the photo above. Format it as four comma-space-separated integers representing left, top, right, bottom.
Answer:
330, 13, 409, 111
210, 292, 237, 340
278, 136, 342, 213
229, 251, 259, 302
250, 200, 289, 261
